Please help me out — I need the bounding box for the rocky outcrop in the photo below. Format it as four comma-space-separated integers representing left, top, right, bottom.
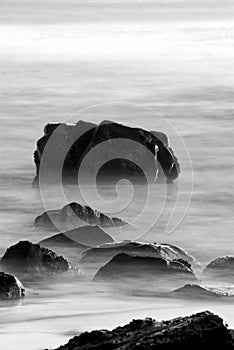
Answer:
50, 311, 234, 350
39, 233, 89, 250
34, 202, 127, 230
40, 226, 114, 249
93, 253, 196, 289
203, 256, 234, 281
172, 284, 223, 298
0, 241, 77, 276
81, 241, 199, 271
33, 120, 180, 185
0, 272, 25, 299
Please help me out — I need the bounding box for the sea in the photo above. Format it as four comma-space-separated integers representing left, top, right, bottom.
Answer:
0, 1, 234, 349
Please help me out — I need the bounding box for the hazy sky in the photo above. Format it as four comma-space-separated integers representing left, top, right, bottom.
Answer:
0, 1, 234, 61
0, 0, 234, 24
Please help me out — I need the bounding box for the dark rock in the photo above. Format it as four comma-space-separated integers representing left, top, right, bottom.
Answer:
39, 233, 88, 267
34, 202, 127, 230
39, 233, 89, 264
33, 120, 180, 185
50, 311, 234, 350
0, 272, 25, 299
93, 253, 197, 289
203, 256, 234, 281
151, 130, 169, 146
40, 226, 114, 249
39, 233, 89, 250
0, 241, 77, 276
81, 241, 199, 271
172, 284, 223, 298
34, 202, 127, 228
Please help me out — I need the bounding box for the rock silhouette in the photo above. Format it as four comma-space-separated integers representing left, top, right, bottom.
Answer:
33, 120, 180, 185
40, 226, 114, 249
172, 284, 223, 298
0, 272, 25, 299
81, 241, 199, 271
49, 311, 234, 350
35, 202, 127, 230
39, 233, 89, 250
0, 241, 77, 276
93, 253, 196, 289
203, 256, 234, 281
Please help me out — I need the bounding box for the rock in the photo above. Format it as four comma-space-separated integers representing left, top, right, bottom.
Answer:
172, 284, 223, 298
39, 232, 89, 263
0, 272, 25, 299
40, 226, 114, 249
0, 241, 77, 276
93, 253, 197, 289
50, 311, 234, 350
39, 233, 89, 250
203, 256, 234, 281
34, 202, 127, 230
81, 240, 199, 272
33, 120, 180, 185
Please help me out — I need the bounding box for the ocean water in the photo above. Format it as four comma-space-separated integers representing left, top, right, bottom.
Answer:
1, 3, 234, 349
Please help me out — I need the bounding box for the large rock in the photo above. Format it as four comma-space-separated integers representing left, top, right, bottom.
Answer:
93, 253, 197, 290
39, 233, 89, 264
203, 256, 234, 281
81, 240, 199, 271
0, 272, 25, 299
34, 202, 127, 230
39, 226, 115, 264
33, 120, 180, 185
39, 226, 114, 249
172, 284, 223, 299
0, 241, 77, 276
49, 311, 234, 350
39, 233, 89, 250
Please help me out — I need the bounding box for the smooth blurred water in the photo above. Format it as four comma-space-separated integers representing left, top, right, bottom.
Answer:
1, 9, 234, 350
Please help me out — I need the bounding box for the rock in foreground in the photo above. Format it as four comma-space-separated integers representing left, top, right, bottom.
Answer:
33, 120, 180, 185
0, 241, 76, 276
50, 311, 234, 350
0, 272, 25, 299
35, 202, 127, 230
93, 253, 196, 290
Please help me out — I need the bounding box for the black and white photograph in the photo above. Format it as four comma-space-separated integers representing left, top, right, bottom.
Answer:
0, 1, 234, 349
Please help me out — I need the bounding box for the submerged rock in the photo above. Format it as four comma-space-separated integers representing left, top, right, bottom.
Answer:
34, 202, 127, 230
33, 120, 180, 185
172, 284, 223, 298
39, 233, 89, 250
0, 272, 25, 299
39, 225, 114, 250
93, 253, 196, 289
50, 311, 234, 350
203, 256, 234, 281
0, 241, 77, 276
81, 240, 199, 271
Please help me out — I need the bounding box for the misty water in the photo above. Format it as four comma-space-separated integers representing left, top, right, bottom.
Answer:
1, 8, 234, 350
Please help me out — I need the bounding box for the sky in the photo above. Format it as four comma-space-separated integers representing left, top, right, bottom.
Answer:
0, 0, 234, 24
0, 1, 234, 61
